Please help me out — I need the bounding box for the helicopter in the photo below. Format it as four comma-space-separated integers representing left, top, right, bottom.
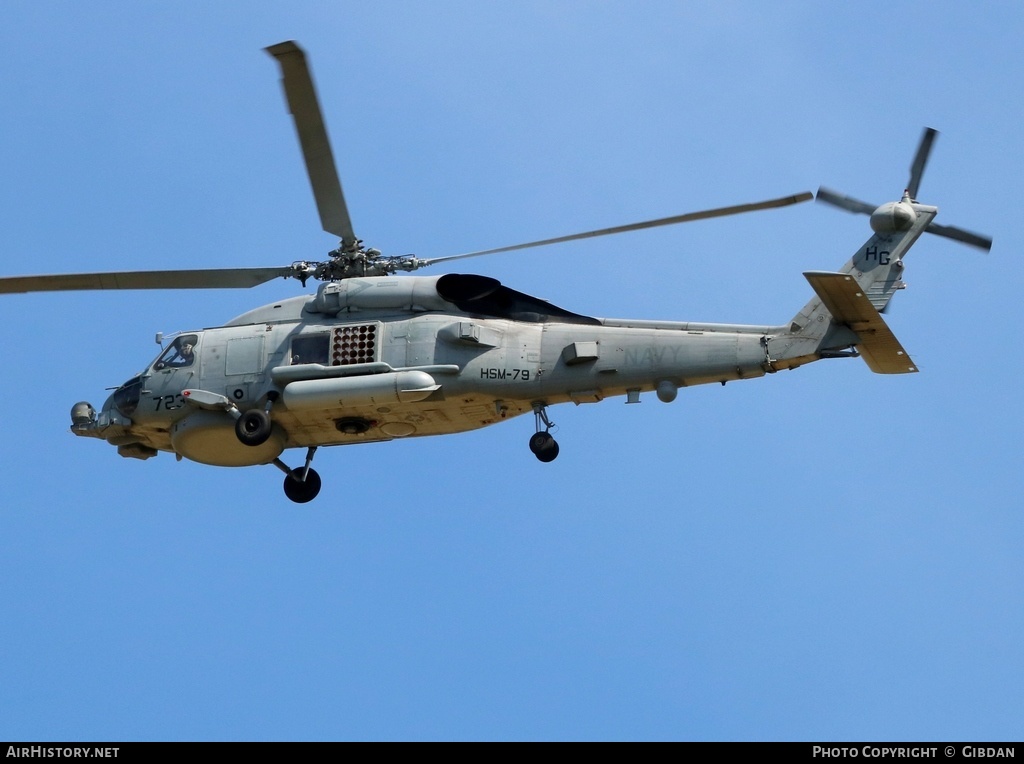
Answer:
0, 41, 992, 503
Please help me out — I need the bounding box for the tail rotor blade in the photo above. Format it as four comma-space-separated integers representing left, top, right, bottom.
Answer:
816, 187, 877, 216
925, 222, 992, 252
907, 127, 938, 201
266, 41, 358, 250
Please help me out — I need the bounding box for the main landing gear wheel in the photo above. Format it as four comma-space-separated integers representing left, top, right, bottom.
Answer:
529, 401, 559, 462
283, 467, 321, 503
274, 446, 321, 504
236, 409, 272, 446
529, 431, 559, 463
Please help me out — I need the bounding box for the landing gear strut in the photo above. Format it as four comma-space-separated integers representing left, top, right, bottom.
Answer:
273, 446, 321, 503
529, 402, 559, 463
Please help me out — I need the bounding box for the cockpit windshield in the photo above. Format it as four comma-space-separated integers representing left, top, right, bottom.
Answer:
153, 334, 199, 370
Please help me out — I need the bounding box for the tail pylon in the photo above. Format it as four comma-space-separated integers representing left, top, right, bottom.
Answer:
769, 128, 992, 374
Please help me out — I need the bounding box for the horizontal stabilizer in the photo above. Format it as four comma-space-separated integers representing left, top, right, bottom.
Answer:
803, 272, 918, 374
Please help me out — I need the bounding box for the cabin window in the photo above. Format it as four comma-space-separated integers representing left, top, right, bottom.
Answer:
153, 334, 198, 370
291, 334, 330, 365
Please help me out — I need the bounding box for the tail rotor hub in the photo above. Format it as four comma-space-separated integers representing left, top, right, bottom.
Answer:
870, 199, 918, 235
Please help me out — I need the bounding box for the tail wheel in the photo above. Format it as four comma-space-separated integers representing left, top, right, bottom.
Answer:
283, 467, 321, 503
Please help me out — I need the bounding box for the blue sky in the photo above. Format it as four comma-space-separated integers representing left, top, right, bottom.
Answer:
1, 1, 1021, 741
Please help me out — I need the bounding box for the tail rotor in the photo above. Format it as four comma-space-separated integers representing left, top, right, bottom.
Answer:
816, 127, 992, 252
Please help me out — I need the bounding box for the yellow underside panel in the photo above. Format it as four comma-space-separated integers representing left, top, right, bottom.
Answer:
804, 271, 918, 374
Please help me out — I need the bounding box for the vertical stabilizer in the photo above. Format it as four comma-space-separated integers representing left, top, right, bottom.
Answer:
768, 200, 935, 370
768, 128, 991, 374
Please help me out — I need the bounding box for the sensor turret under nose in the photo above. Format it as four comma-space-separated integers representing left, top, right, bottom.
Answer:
71, 401, 96, 426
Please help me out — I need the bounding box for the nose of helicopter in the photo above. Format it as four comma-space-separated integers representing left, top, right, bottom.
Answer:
111, 375, 143, 417
69, 374, 142, 437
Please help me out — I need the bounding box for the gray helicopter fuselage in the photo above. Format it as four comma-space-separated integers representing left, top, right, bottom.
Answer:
6, 34, 988, 504
75, 273, 780, 467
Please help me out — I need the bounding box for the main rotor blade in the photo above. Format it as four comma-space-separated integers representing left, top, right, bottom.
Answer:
925, 221, 992, 252
907, 127, 938, 201
816, 187, 877, 216
424, 192, 813, 265
0, 267, 297, 294
266, 41, 357, 249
